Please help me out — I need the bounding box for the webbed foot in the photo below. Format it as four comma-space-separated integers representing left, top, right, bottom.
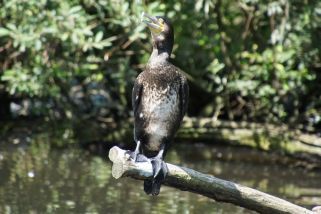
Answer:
144, 157, 168, 196
151, 156, 167, 179
126, 150, 148, 162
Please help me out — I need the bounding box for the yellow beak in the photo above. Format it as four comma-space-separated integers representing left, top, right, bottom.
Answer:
141, 12, 164, 35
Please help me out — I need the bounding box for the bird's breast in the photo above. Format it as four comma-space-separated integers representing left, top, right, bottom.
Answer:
141, 84, 179, 138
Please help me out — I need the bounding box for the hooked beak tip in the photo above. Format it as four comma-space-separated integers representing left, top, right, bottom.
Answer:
141, 12, 158, 24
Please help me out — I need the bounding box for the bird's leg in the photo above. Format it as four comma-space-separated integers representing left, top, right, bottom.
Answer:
131, 140, 141, 161
144, 145, 168, 196
127, 140, 148, 162
151, 146, 166, 179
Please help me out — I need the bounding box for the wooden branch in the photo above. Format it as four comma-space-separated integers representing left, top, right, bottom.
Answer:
109, 146, 320, 214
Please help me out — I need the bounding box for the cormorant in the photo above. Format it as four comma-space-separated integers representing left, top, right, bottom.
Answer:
130, 13, 189, 196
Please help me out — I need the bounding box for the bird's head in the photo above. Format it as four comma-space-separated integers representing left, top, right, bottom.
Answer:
142, 12, 174, 56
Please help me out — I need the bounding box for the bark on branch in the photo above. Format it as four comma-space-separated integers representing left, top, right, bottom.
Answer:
108, 146, 320, 214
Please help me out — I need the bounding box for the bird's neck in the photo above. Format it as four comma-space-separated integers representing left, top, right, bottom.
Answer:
148, 48, 170, 68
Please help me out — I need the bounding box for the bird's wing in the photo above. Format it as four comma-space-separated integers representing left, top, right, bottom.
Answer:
179, 75, 189, 120
132, 77, 143, 115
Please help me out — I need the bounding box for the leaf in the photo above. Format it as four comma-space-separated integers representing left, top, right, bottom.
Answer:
95, 31, 103, 42
207, 59, 225, 74
69, 6, 82, 15
195, 0, 203, 12
0, 28, 10, 36
6, 23, 17, 31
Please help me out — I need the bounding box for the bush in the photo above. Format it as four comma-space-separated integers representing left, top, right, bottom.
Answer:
0, 0, 320, 130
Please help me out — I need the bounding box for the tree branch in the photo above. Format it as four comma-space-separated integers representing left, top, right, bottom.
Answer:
109, 146, 319, 214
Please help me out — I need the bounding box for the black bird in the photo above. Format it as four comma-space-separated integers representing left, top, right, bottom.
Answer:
130, 13, 189, 196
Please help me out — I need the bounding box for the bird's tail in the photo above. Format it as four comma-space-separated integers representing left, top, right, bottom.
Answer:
144, 179, 161, 196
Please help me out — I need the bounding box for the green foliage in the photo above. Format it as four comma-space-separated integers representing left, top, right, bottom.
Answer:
0, 1, 123, 117
0, 0, 320, 130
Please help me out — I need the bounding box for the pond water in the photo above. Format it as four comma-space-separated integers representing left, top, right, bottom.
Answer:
0, 136, 321, 213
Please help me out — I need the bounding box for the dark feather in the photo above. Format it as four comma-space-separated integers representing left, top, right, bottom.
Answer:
179, 75, 189, 121
132, 80, 143, 115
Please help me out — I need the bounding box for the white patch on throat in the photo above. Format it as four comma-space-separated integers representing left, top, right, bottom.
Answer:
148, 51, 169, 68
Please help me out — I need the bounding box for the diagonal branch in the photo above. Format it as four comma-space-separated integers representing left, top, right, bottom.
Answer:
108, 146, 318, 214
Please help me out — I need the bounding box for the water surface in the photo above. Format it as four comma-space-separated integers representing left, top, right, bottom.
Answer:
0, 140, 320, 213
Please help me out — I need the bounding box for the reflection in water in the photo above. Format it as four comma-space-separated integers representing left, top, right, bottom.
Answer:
0, 141, 320, 213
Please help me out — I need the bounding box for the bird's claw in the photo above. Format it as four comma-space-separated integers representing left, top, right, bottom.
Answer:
129, 150, 138, 161
125, 150, 148, 162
